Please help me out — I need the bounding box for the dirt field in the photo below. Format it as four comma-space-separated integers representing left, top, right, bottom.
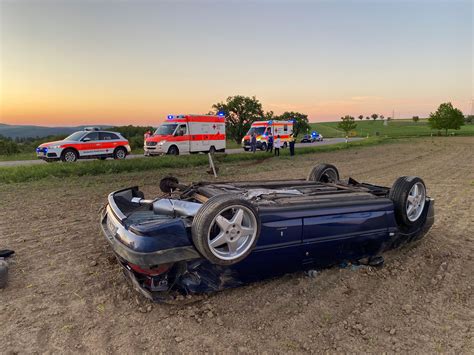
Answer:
1, 137, 473, 353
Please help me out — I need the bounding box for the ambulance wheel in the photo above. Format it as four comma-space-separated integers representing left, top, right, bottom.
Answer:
260, 143, 267, 151
61, 149, 78, 163
209, 146, 216, 154
192, 194, 261, 265
113, 147, 127, 160
167, 146, 179, 156
283, 142, 288, 149
307, 163, 339, 183
243, 148, 249, 152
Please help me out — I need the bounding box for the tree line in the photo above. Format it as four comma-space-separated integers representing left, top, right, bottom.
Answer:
337, 102, 469, 136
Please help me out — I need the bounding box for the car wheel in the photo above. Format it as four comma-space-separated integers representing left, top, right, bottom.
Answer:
283, 142, 288, 149
192, 194, 261, 265
243, 148, 249, 152
167, 145, 179, 155
159, 176, 179, 193
260, 142, 267, 151
209, 146, 216, 154
307, 163, 340, 183
113, 147, 127, 160
61, 149, 78, 163
389, 176, 427, 228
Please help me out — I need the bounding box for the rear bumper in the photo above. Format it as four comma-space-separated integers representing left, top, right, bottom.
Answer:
100, 206, 200, 267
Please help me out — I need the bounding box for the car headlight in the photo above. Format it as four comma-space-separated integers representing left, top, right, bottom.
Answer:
48, 145, 62, 149
158, 141, 166, 145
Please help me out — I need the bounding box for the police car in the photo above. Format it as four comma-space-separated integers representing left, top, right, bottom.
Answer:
36, 128, 131, 162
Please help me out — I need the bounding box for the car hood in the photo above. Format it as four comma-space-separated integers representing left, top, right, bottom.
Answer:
39, 140, 76, 148
146, 135, 172, 143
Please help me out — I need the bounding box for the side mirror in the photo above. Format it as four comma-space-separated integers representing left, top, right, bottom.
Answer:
82, 137, 91, 142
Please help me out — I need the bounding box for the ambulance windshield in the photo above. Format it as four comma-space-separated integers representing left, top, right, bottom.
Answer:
155, 124, 178, 136
247, 127, 266, 136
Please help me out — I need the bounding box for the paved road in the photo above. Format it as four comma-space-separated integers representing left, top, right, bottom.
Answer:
0, 138, 362, 167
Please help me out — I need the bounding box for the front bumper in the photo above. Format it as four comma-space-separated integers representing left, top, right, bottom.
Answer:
36, 147, 62, 160
144, 145, 165, 156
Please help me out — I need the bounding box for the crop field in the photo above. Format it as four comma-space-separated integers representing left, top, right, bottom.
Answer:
311, 120, 474, 138
0, 137, 473, 353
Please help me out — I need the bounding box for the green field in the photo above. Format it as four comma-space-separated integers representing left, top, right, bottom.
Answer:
0, 137, 386, 184
310, 119, 474, 138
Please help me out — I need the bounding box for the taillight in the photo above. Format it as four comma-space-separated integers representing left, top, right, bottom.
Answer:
127, 262, 171, 276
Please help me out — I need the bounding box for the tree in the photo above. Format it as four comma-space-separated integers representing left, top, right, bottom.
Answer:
212, 95, 264, 143
275, 111, 310, 137
464, 115, 473, 124
264, 110, 275, 120
371, 113, 378, 121
428, 102, 464, 136
365, 116, 370, 120
412, 115, 420, 122
338, 115, 357, 136
380, 115, 385, 120
358, 115, 364, 120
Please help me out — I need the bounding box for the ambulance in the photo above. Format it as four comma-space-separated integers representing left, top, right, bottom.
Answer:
144, 114, 226, 156
241, 120, 294, 151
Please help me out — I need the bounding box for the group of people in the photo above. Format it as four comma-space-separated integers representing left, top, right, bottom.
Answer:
249, 132, 296, 156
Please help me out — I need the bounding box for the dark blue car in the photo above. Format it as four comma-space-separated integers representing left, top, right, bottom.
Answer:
100, 163, 434, 302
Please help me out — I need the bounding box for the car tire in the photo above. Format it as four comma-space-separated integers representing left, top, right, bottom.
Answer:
307, 163, 340, 183
159, 176, 179, 193
389, 176, 427, 228
192, 194, 261, 265
113, 147, 127, 160
243, 148, 249, 152
209, 146, 216, 154
167, 145, 179, 155
61, 148, 78, 163
283, 142, 288, 149
260, 142, 267, 151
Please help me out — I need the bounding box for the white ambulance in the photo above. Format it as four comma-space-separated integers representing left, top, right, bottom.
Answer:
144, 114, 226, 156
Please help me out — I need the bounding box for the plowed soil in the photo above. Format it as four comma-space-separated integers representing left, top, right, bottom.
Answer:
1, 137, 473, 353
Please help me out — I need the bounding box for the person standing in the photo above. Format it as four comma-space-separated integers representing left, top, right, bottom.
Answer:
251, 133, 257, 153
267, 132, 274, 153
289, 134, 296, 156
274, 135, 281, 156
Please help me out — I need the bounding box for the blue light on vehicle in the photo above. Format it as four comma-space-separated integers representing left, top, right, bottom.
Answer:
36, 148, 40, 152
311, 131, 318, 137
217, 111, 225, 117
44, 147, 48, 152
167, 115, 174, 120
268, 120, 273, 125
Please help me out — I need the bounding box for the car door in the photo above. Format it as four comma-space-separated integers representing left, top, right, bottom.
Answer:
79, 132, 100, 157
174, 124, 189, 153
302, 204, 389, 268
99, 132, 121, 156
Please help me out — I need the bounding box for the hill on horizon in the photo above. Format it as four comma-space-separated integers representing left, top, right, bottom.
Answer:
0, 124, 112, 139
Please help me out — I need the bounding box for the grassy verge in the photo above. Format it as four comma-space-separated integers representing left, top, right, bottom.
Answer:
0, 137, 387, 184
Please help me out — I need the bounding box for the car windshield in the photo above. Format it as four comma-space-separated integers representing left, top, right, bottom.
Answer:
64, 131, 86, 141
155, 124, 177, 136
247, 127, 266, 136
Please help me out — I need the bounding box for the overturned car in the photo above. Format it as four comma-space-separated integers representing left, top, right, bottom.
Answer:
100, 164, 434, 301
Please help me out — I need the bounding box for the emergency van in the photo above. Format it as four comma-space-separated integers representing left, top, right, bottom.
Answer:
144, 115, 226, 156
241, 120, 294, 151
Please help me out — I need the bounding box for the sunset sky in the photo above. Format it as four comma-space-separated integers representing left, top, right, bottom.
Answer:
0, 0, 472, 126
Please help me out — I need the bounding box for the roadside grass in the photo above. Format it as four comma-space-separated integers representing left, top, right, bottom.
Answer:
310, 120, 474, 138
0, 140, 242, 162
0, 137, 387, 184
